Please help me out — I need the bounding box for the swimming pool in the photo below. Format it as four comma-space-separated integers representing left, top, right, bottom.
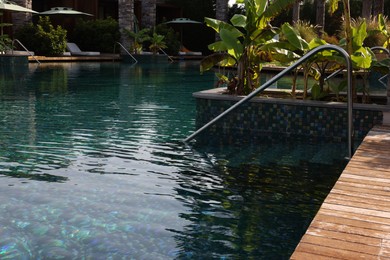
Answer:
0, 61, 348, 259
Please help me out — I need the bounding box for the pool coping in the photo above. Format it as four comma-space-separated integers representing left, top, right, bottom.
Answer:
193, 87, 390, 112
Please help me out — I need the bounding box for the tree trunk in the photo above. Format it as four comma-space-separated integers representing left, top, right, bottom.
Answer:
362, 0, 372, 19
215, 0, 229, 41
292, 1, 300, 24
373, 0, 385, 17
141, 0, 156, 29
118, 0, 134, 54
215, 0, 229, 22
315, 0, 326, 34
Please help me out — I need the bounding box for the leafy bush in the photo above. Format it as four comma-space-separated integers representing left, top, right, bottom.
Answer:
124, 28, 151, 53
71, 17, 120, 53
15, 17, 67, 56
155, 23, 180, 55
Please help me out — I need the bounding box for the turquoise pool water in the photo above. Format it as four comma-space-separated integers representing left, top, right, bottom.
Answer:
0, 61, 348, 259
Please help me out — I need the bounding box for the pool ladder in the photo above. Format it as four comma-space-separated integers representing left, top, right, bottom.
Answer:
184, 45, 355, 159
114, 42, 138, 63
11, 39, 40, 64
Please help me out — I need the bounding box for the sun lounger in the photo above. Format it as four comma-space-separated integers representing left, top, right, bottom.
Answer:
178, 46, 202, 56
66, 42, 100, 56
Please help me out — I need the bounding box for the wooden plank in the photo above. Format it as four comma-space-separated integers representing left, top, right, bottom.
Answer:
299, 234, 380, 255
292, 125, 390, 259
325, 192, 390, 210
305, 227, 381, 245
292, 242, 378, 259
332, 182, 390, 197
311, 216, 390, 238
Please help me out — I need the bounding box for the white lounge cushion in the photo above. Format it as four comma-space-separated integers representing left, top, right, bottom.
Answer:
66, 42, 100, 56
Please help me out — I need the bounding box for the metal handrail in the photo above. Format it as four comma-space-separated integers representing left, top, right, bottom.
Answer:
114, 42, 138, 63
325, 46, 390, 82
184, 45, 354, 159
159, 47, 174, 62
12, 39, 40, 64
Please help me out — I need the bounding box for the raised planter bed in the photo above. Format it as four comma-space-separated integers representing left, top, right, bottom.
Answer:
194, 88, 389, 141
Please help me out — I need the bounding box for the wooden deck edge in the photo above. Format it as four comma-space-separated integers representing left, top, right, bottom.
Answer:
291, 124, 390, 259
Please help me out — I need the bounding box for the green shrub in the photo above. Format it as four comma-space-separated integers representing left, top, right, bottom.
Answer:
71, 17, 120, 53
15, 17, 67, 56
155, 23, 180, 55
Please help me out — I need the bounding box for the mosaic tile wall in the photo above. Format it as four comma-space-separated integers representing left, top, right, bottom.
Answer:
196, 98, 383, 141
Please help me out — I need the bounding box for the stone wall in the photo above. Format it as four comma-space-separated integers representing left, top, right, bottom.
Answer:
141, 0, 157, 29
10, 0, 34, 32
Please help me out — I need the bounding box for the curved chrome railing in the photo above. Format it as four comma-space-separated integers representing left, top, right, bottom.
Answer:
114, 42, 138, 63
184, 45, 355, 159
12, 39, 40, 64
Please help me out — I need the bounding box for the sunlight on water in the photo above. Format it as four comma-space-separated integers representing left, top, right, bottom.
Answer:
0, 61, 348, 259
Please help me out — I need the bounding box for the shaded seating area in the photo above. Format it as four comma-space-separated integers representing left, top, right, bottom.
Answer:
178, 46, 202, 56
66, 43, 100, 56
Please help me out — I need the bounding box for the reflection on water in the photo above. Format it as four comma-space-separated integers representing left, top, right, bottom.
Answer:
0, 62, 348, 259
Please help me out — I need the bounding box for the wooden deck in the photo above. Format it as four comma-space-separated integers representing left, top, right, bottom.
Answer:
291, 125, 390, 259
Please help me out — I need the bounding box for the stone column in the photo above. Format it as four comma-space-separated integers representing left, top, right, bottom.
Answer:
118, 0, 135, 53
11, 0, 34, 33
141, 0, 156, 29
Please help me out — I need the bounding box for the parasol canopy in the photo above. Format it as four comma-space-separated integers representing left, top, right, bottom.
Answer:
0, 0, 37, 13
164, 18, 202, 47
0, 0, 37, 36
165, 18, 202, 25
38, 7, 93, 17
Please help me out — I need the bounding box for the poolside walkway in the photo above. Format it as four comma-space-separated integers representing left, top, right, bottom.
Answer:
291, 124, 390, 259
28, 54, 121, 62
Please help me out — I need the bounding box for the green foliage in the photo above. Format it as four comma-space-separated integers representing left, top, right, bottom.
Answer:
0, 12, 12, 52
124, 28, 151, 53
292, 21, 320, 43
15, 17, 67, 56
353, 16, 387, 47
202, 0, 297, 95
155, 23, 180, 55
0, 34, 12, 52
71, 17, 120, 53
377, 14, 390, 49
149, 32, 167, 54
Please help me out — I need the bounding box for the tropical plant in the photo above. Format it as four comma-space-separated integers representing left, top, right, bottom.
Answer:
329, 0, 378, 101
292, 21, 320, 43
0, 13, 13, 53
200, 0, 298, 95
0, 34, 12, 53
124, 28, 151, 54
16, 17, 67, 56
376, 14, 390, 50
354, 16, 387, 48
149, 32, 167, 54
155, 22, 180, 55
